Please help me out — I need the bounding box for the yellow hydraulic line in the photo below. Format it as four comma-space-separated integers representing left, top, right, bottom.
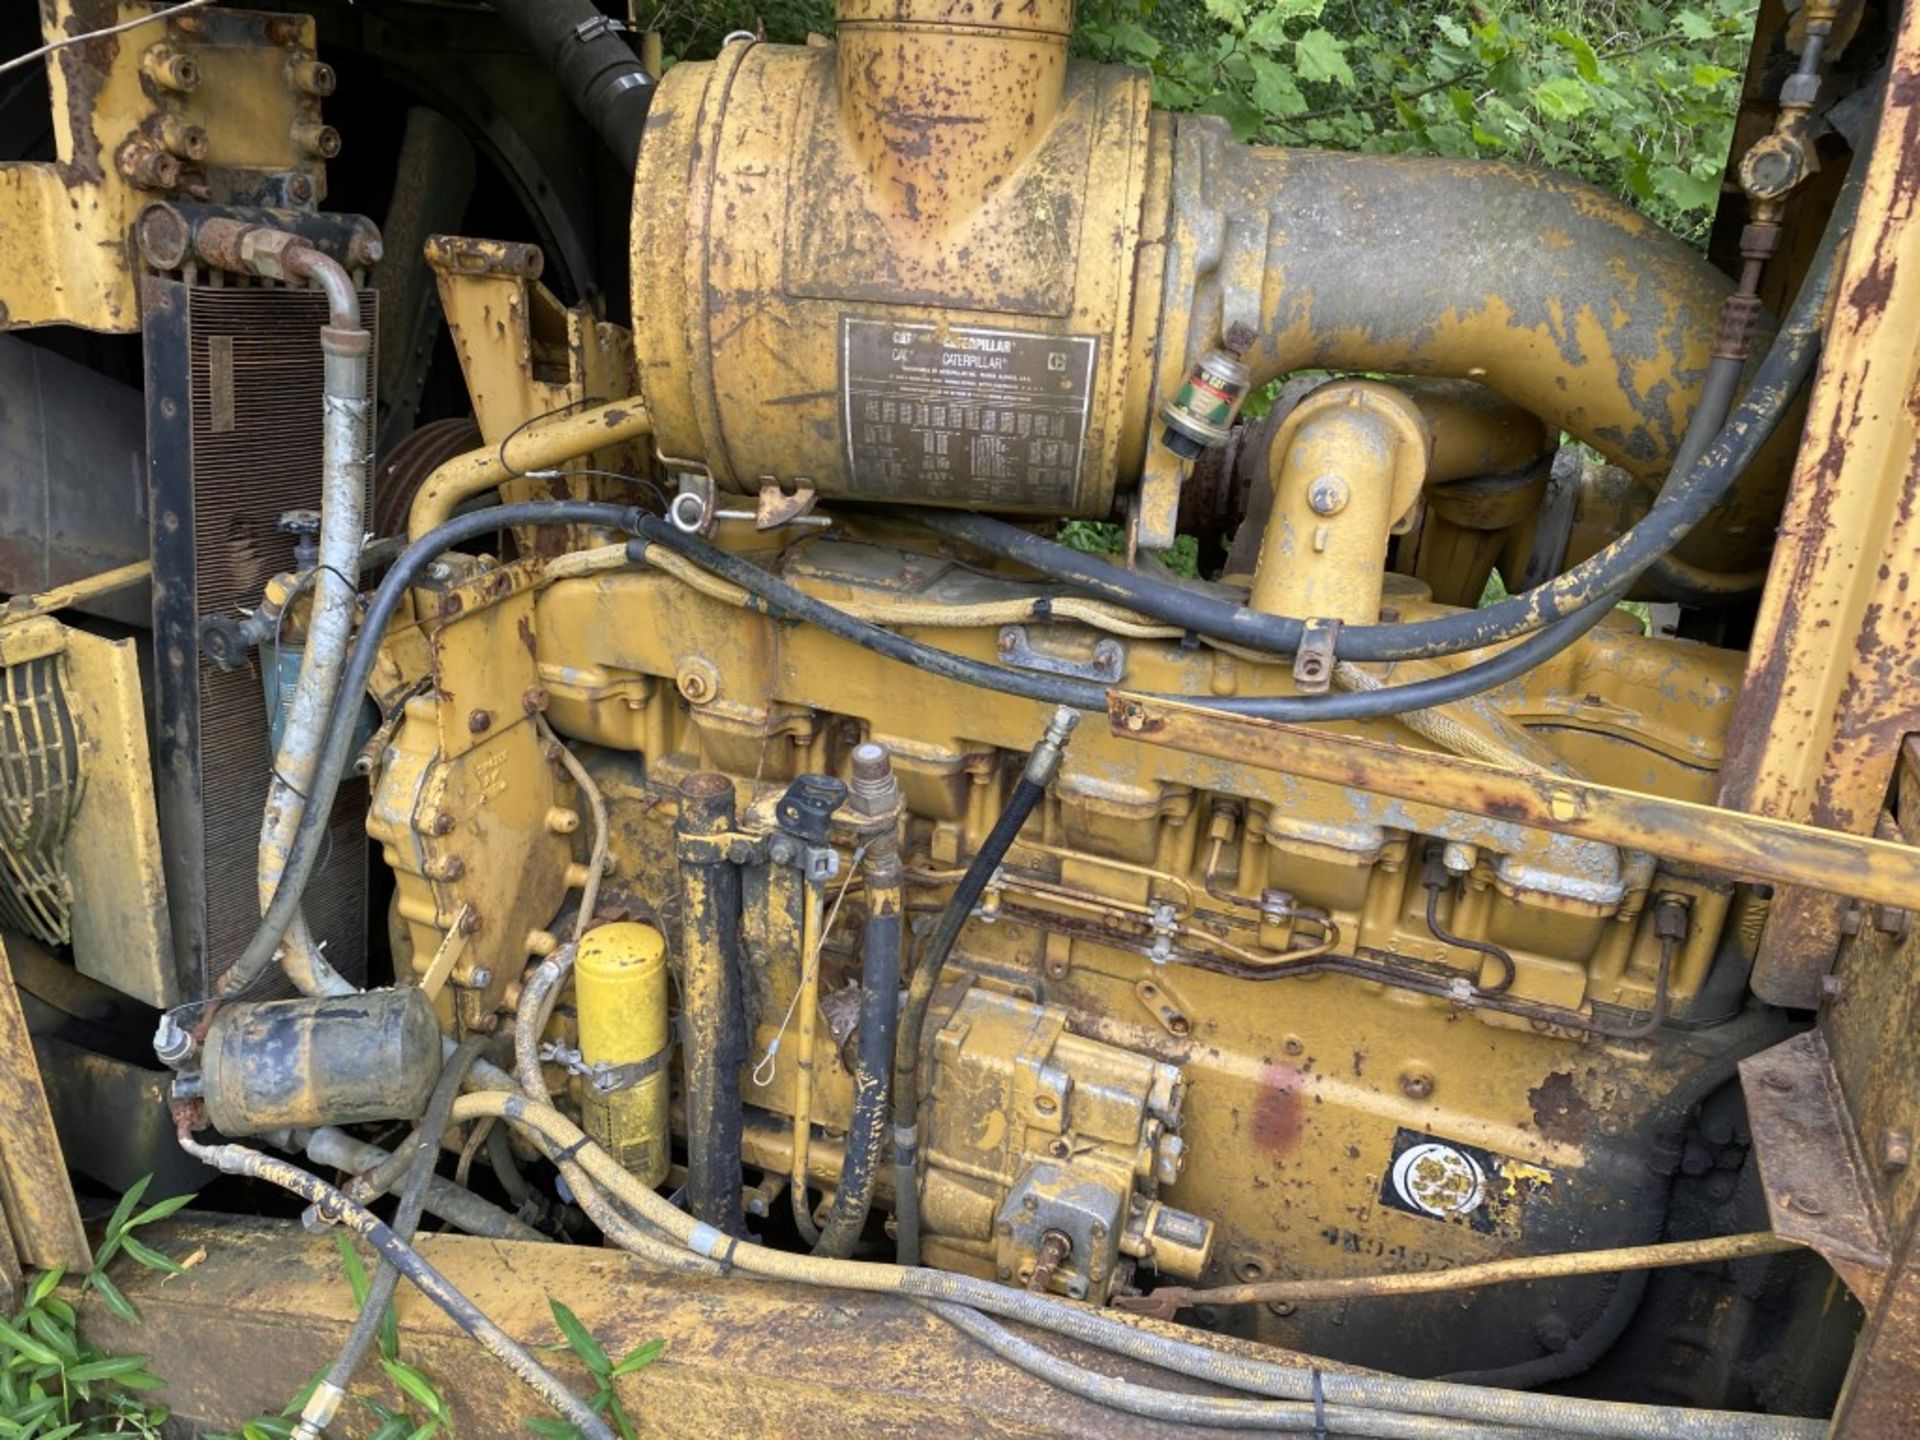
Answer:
407, 396, 653, 541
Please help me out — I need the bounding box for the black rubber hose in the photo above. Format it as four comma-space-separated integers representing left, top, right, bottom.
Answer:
905, 149, 1860, 665
307, 1037, 488, 1434
180, 1136, 614, 1440
627, 516, 1619, 722
812, 841, 904, 1258
221, 501, 639, 1000
676, 774, 750, 1237
893, 711, 1076, 1267
490, 0, 655, 168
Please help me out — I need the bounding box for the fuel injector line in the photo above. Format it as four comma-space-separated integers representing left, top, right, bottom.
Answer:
893, 708, 1078, 1267
175, 1129, 614, 1440
677, 772, 752, 1237
291, 1037, 489, 1440
904, 136, 1862, 666
812, 745, 905, 1258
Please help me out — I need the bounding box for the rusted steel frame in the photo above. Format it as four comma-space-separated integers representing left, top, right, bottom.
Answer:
3, 559, 152, 621
1108, 693, 1920, 913
1716, 7, 1920, 1008
0, 938, 90, 1275
1739, 1032, 1890, 1307
1830, 1202, 1920, 1438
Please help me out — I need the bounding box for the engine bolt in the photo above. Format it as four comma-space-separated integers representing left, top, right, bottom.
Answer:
1400, 1069, 1434, 1100
468, 708, 492, 733
1307, 476, 1350, 516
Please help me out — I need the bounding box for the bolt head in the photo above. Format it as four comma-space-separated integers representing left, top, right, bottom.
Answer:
1400, 1070, 1434, 1100
1307, 476, 1351, 516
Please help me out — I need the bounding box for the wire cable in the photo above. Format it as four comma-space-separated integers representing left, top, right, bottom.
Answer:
0, 0, 218, 79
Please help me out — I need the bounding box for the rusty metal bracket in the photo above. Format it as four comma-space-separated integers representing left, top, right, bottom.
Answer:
1292, 618, 1340, 694
1107, 692, 1920, 911
1741, 1031, 1890, 1307
997, 626, 1125, 684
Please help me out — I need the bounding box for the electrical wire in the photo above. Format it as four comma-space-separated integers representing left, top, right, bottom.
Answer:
0, 0, 218, 79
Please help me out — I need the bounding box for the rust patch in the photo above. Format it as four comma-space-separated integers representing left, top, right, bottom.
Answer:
1249, 1063, 1306, 1158
1528, 1071, 1590, 1145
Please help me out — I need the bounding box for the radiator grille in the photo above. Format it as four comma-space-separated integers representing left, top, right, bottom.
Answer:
0, 654, 82, 946
145, 278, 376, 998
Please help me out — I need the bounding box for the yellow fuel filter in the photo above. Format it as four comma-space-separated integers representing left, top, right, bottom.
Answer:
574, 921, 671, 1186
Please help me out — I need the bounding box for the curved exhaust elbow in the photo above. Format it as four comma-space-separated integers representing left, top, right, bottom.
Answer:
1152, 121, 1785, 579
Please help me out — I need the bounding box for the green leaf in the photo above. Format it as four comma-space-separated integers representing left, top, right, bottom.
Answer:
281, 1368, 327, 1417
82, 1271, 140, 1325
1201, 0, 1246, 31
129, 1193, 195, 1229
609, 1340, 665, 1379
1691, 63, 1737, 88
336, 1234, 372, 1307
24, 1269, 63, 1310
1651, 162, 1720, 212
62, 1355, 153, 1384
112, 1369, 166, 1392
548, 1300, 609, 1377
383, 1359, 448, 1422
0, 1321, 61, 1369
37, 1299, 72, 1327
242, 1419, 294, 1440
118, 1237, 184, 1275
1293, 28, 1353, 88
1675, 9, 1717, 41
367, 1419, 412, 1440
21, 1311, 76, 1363
1533, 76, 1595, 121
1548, 27, 1602, 83
379, 1297, 401, 1364
1106, 21, 1160, 61
102, 1177, 152, 1244
522, 1420, 579, 1440
404, 1422, 441, 1440
1250, 56, 1306, 117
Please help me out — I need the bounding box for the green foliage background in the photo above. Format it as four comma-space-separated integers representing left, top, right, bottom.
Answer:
646, 0, 1756, 245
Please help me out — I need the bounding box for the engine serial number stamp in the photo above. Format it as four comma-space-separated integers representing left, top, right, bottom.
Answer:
840, 318, 1097, 509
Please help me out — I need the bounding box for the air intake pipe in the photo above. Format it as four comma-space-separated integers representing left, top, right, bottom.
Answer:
628, 0, 1784, 592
